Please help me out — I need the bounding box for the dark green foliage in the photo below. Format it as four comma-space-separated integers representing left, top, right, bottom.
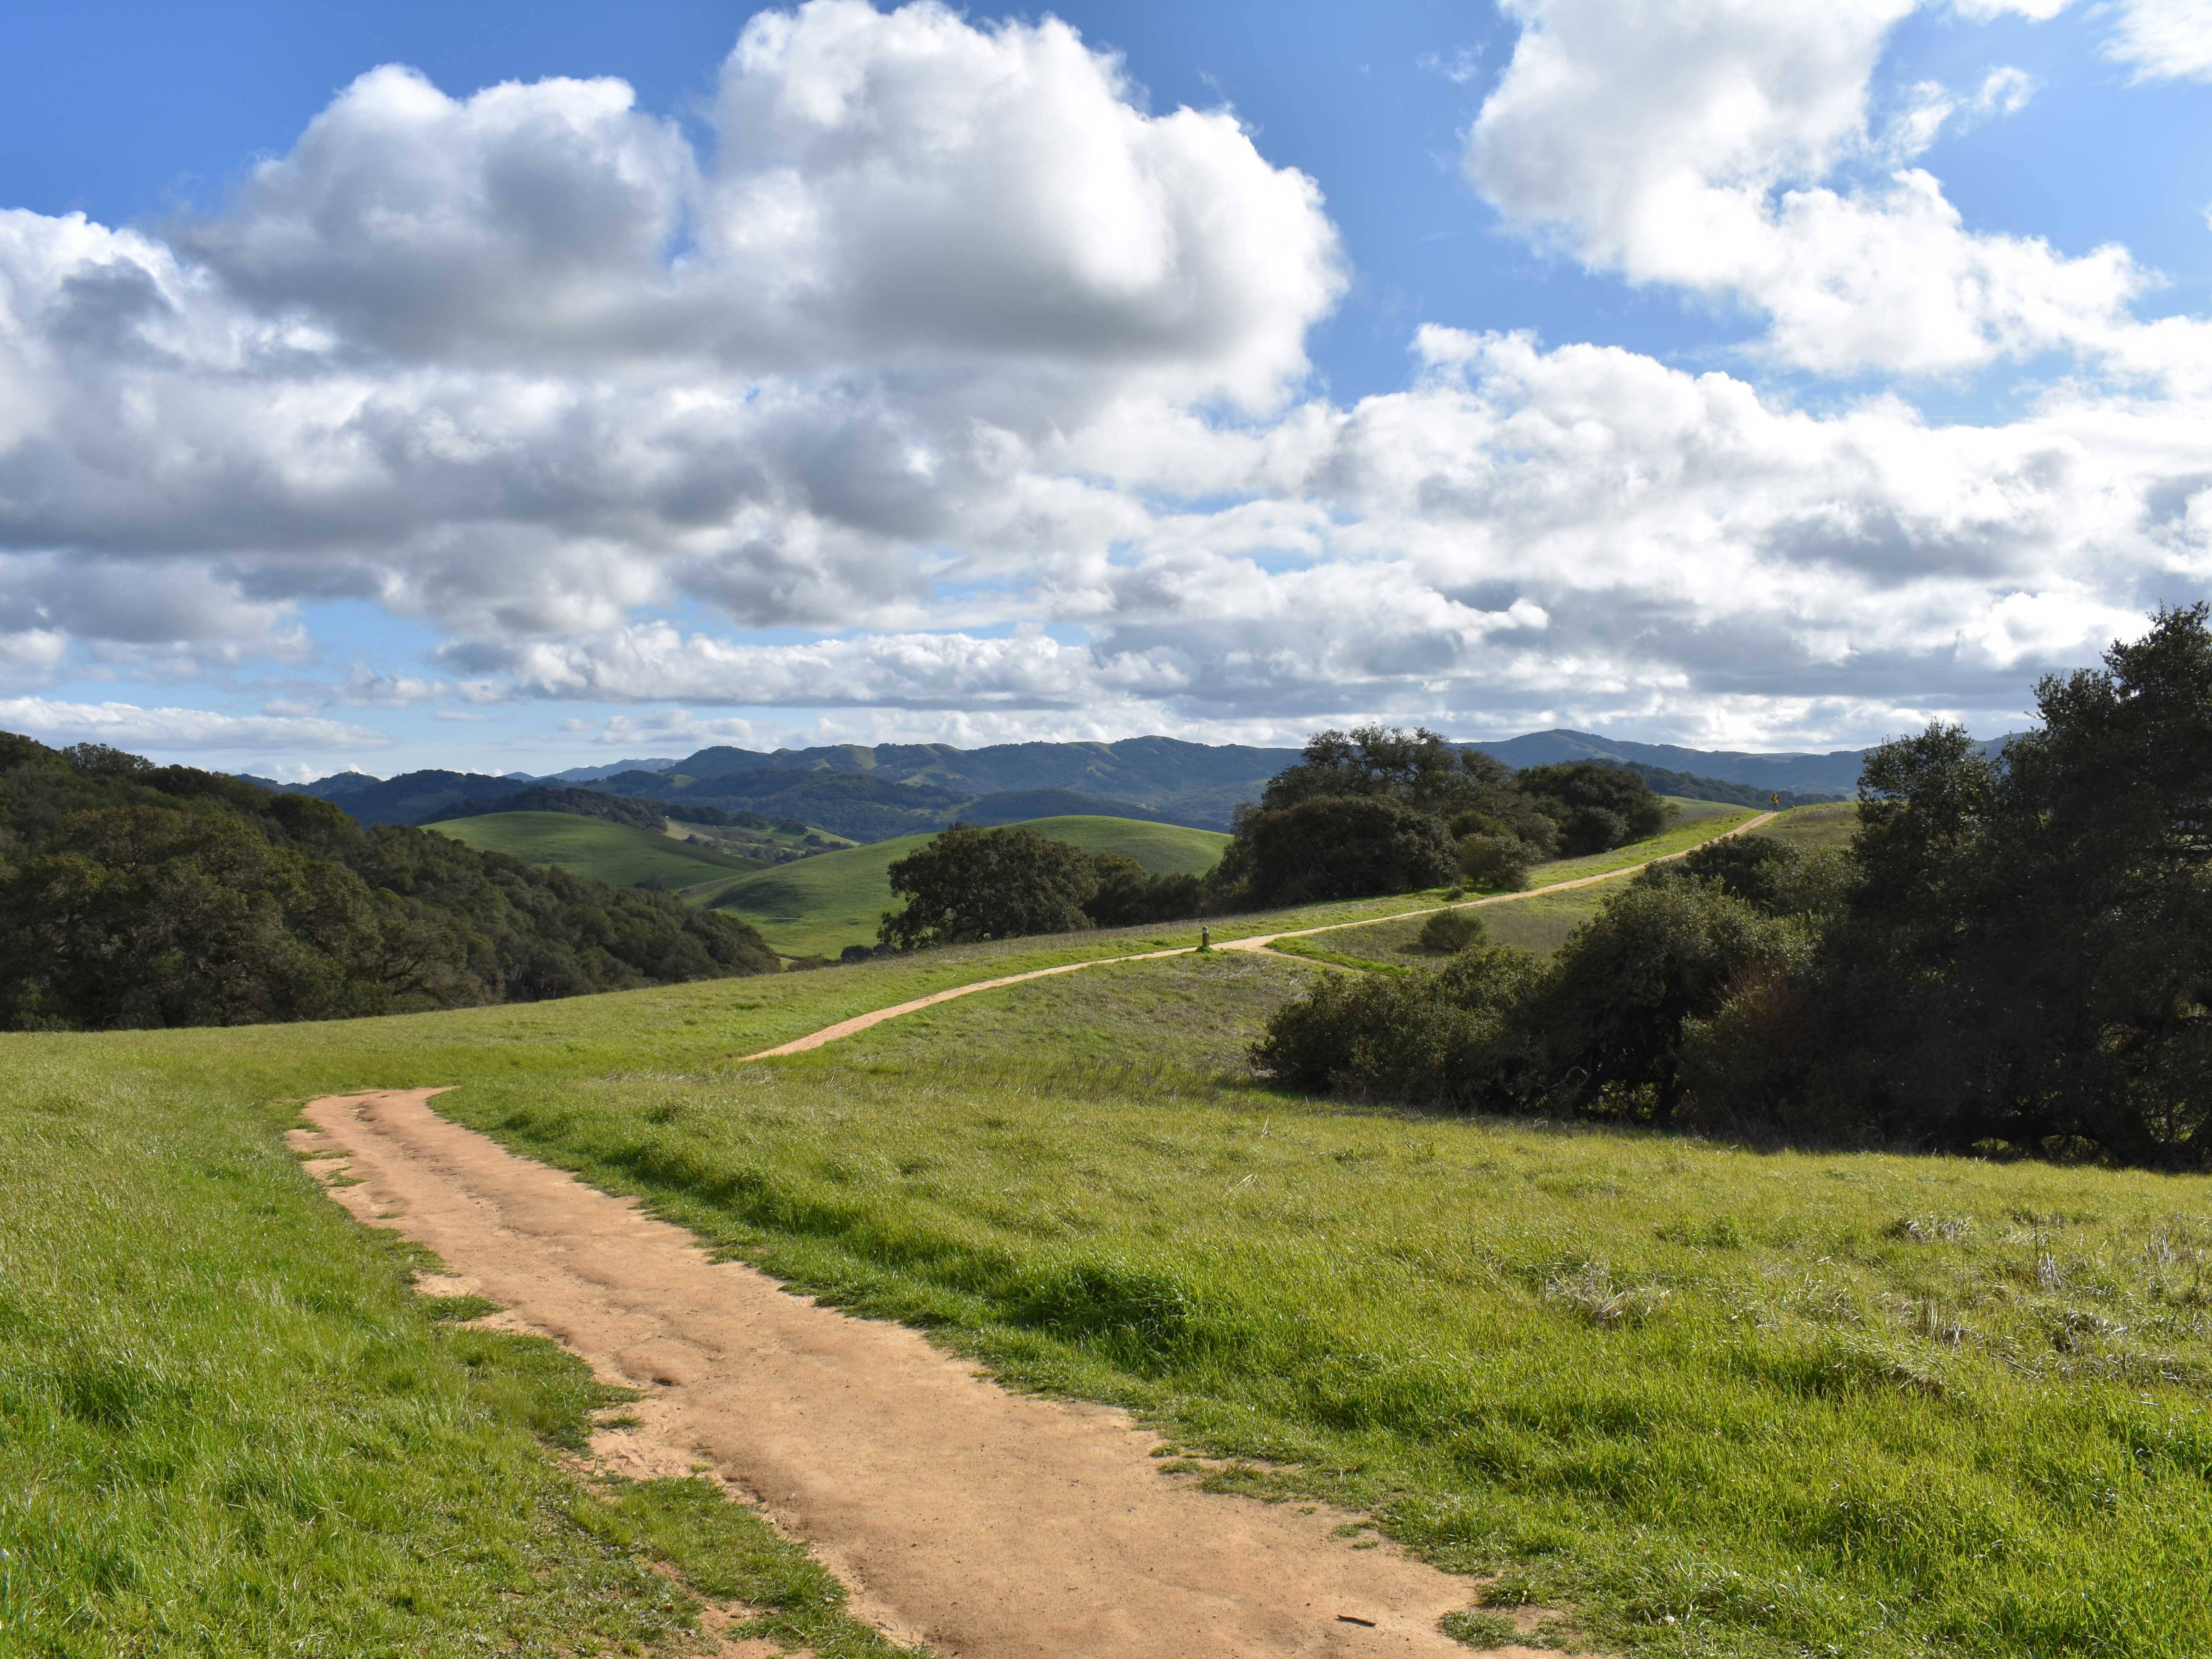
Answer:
1082, 853, 1204, 927
877, 827, 1206, 948
1259, 725, 1496, 816
878, 823, 1101, 948
1256, 877, 1802, 1117
1524, 879, 1810, 1121
1640, 831, 1850, 917
1727, 604, 2212, 1165
1264, 606, 2212, 1168
1516, 761, 1670, 855
1455, 831, 1534, 891
1209, 727, 1591, 912
1417, 907, 1487, 954
1211, 793, 1458, 908
0, 732, 777, 1030
1250, 944, 1541, 1103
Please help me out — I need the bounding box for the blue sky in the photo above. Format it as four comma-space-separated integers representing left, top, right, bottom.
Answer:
2, 0, 2209, 777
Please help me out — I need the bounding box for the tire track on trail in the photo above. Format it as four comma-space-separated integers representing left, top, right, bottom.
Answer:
292, 1090, 1587, 1659
737, 811, 1777, 1061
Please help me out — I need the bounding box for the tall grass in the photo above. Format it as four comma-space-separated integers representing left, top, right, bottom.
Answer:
11, 820, 2198, 1659
420, 952, 2212, 1659
0, 1043, 926, 1656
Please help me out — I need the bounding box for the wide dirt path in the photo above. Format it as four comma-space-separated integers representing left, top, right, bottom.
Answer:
741, 812, 1776, 1060
295, 1089, 1571, 1659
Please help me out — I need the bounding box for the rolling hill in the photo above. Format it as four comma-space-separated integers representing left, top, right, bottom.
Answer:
694, 814, 1231, 959
426, 811, 766, 890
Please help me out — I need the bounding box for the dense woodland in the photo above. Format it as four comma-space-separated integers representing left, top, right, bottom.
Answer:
0, 735, 778, 1030
1262, 606, 2212, 1170
875, 824, 1201, 949
870, 730, 1672, 946
1202, 725, 1670, 907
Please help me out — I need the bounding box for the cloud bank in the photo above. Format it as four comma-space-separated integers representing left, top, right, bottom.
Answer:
0, 0, 2208, 764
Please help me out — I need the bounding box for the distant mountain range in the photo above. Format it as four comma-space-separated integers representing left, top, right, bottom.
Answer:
249, 727, 1920, 842
1463, 730, 1875, 799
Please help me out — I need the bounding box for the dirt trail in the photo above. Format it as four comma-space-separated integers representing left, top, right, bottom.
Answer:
740, 812, 1777, 1059
295, 1089, 1577, 1659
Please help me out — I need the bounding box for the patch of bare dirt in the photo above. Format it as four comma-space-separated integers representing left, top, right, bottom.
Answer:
292, 1089, 1591, 1658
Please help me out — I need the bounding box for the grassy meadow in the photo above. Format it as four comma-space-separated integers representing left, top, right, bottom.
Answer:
1300, 801, 1847, 968
693, 813, 1231, 958
426, 809, 766, 890
9, 802, 2207, 1659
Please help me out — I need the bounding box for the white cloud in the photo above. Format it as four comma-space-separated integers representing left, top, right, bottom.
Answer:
177, 1, 1341, 414
0, 697, 389, 750
0, 0, 1342, 690
1466, 0, 2139, 375
0, 0, 2202, 758
2103, 0, 2212, 81
1970, 66, 2037, 115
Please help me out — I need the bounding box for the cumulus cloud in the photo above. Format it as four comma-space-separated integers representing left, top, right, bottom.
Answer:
2103, 0, 2212, 81
175, 1, 1341, 411
1466, 0, 2138, 375
0, 0, 2203, 757
0, 0, 1342, 692
0, 697, 388, 750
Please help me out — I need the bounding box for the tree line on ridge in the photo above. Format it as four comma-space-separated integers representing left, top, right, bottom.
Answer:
0, 734, 778, 1030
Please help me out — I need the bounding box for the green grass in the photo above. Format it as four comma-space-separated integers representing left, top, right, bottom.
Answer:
694, 814, 1231, 958
1658, 794, 1743, 822
1313, 884, 1610, 965
0, 1037, 921, 1657
426, 810, 765, 890
14, 802, 2204, 1658
1748, 800, 1860, 848
1263, 804, 1776, 968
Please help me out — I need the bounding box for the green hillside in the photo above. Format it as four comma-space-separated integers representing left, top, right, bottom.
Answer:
696, 814, 1230, 958
428, 810, 765, 890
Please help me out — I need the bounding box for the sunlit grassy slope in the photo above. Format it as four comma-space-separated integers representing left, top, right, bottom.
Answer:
12, 881, 2211, 1658
1294, 800, 1800, 967
426, 809, 765, 889
693, 813, 1230, 958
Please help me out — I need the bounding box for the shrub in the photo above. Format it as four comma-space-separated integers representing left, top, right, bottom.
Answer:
1517, 762, 1669, 855
1456, 832, 1532, 891
1084, 854, 1203, 927
1251, 944, 1541, 1105
1417, 907, 1487, 954
1526, 879, 1812, 1121
1226, 794, 1458, 908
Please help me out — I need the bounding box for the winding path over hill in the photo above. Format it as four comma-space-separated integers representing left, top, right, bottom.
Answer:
736, 812, 1777, 1062
283, 825, 1773, 1652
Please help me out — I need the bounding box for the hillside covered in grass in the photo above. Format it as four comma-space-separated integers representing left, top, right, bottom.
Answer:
7, 876, 2210, 1658
426, 810, 766, 890
698, 813, 1230, 958
0, 732, 779, 1030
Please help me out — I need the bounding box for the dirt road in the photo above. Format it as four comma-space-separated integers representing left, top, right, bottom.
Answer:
294, 1089, 1578, 1658
740, 812, 1777, 1060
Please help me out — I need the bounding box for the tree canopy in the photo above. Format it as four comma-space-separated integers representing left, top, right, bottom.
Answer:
0, 733, 778, 1030
1252, 606, 2212, 1170
1207, 726, 1668, 910
877, 824, 1206, 948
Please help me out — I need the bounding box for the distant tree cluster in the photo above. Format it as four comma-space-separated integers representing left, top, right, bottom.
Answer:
1256, 605, 2212, 1170
0, 735, 778, 1030
876, 824, 1201, 949
1203, 726, 1670, 910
